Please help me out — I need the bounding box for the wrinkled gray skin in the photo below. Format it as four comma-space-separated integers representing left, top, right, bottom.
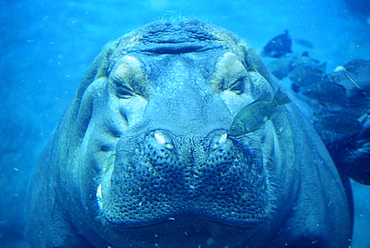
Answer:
27, 19, 351, 248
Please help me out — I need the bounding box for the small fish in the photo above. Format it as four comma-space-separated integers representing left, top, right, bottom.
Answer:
293, 52, 326, 71
267, 57, 295, 80
315, 113, 363, 136
342, 59, 370, 93
301, 81, 346, 105
228, 89, 291, 136
261, 30, 292, 58
294, 38, 314, 49
289, 65, 325, 88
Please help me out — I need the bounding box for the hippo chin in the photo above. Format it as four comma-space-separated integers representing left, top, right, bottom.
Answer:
27, 19, 351, 248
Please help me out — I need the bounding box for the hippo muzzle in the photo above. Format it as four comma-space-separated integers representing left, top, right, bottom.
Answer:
98, 129, 272, 228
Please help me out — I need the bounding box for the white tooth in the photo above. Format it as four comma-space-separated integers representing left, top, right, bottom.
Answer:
97, 184, 102, 198
96, 184, 103, 210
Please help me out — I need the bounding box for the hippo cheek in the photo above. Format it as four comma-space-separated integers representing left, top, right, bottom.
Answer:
74, 72, 150, 219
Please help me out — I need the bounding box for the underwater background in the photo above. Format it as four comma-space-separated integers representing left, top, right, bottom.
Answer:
0, 0, 369, 247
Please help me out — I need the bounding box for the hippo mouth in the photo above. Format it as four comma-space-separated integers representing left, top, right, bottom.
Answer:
95, 129, 275, 230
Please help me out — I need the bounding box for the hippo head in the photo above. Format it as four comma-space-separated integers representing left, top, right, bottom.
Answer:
70, 19, 293, 247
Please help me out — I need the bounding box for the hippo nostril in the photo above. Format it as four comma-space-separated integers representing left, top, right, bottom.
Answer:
149, 130, 174, 150
210, 131, 229, 151
154, 132, 166, 145
218, 133, 228, 145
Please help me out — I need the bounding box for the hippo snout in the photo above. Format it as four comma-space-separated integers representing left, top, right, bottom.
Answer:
96, 129, 274, 228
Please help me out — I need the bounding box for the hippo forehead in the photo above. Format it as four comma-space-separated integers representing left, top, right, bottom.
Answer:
107, 19, 247, 71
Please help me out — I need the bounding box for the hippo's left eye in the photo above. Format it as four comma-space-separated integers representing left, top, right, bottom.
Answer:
213, 52, 249, 94
229, 77, 246, 94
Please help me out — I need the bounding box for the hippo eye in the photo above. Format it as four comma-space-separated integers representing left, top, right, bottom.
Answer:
213, 52, 249, 94
114, 82, 135, 99
111, 67, 138, 99
111, 71, 135, 98
110, 56, 148, 99
229, 77, 246, 94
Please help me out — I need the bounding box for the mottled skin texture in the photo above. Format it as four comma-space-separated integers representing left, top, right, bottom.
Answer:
27, 19, 351, 248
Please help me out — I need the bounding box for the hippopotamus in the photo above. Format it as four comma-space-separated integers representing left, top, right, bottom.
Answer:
27, 19, 352, 247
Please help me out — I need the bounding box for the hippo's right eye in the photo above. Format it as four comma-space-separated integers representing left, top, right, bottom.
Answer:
113, 81, 135, 99
111, 65, 137, 99
110, 56, 148, 99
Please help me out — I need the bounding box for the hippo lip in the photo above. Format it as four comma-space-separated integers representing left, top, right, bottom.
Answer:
104, 214, 256, 248
96, 130, 274, 228
105, 212, 257, 230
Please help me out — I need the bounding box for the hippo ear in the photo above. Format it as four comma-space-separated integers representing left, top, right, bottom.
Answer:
75, 41, 117, 101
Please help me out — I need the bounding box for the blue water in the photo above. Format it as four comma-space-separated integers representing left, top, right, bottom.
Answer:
0, 0, 369, 247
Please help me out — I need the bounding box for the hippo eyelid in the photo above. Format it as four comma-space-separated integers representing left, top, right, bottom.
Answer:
111, 71, 139, 99
229, 76, 246, 94
115, 84, 136, 99
111, 76, 136, 98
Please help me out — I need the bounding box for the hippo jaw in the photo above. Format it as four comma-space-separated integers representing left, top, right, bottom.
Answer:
75, 19, 280, 246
